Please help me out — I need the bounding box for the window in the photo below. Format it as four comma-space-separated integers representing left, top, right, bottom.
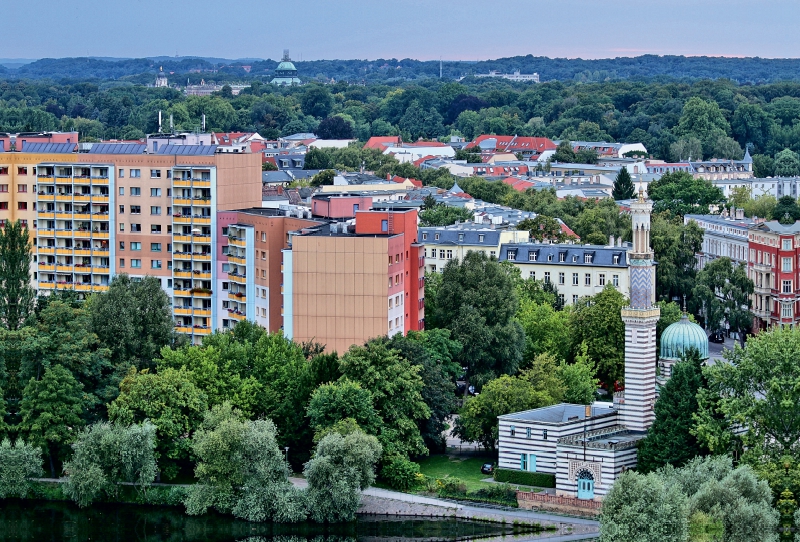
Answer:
529, 271, 535, 279
528, 251, 537, 262
599, 274, 606, 286
130, 187, 141, 196
131, 242, 141, 250
613, 255, 620, 264
150, 206, 161, 215
783, 258, 792, 273
507, 249, 517, 261
528, 454, 537, 472
119, 223, 125, 231
547, 253, 553, 261
422, 232, 427, 240
118, 169, 124, 178
559, 272, 565, 285
573, 295, 579, 304
439, 249, 445, 259
17, 167, 27, 176
542, 429, 548, 440
585, 273, 591, 286
573, 272, 579, 285
559, 252, 565, 262
150, 169, 161, 179
544, 272, 550, 283
151, 225, 162, 234
381, 220, 388, 232
151, 188, 161, 197
783, 239, 793, 251
458, 233, 464, 242
130, 223, 141, 232
782, 303, 794, 319
151, 243, 162, 252
510, 426, 516, 437
613, 274, 619, 287
0, 202, 7, 210
17, 202, 27, 210
261, 251, 266, 260
119, 242, 125, 250
558, 294, 565, 306
119, 258, 125, 268
119, 205, 124, 214
478, 234, 485, 242
584, 253, 593, 263
0, 169, 6, 176
130, 205, 141, 214
18, 184, 27, 193
520, 454, 527, 471
526, 427, 531, 439
784, 280, 793, 294
0, 185, 7, 193
131, 259, 141, 268
151, 260, 162, 269
490, 250, 496, 258
446, 249, 453, 259
130, 169, 141, 178
435, 233, 440, 240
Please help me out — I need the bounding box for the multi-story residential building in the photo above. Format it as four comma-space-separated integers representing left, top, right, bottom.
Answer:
419, 223, 530, 273
685, 213, 755, 269
748, 221, 800, 330
498, 243, 630, 306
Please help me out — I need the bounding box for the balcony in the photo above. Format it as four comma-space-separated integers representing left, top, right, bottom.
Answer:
55, 176, 72, 184
73, 213, 92, 220
175, 326, 193, 334
228, 255, 246, 265
174, 271, 192, 279
55, 230, 73, 238
38, 194, 55, 201
754, 284, 772, 295
192, 179, 211, 187
56, 248, 73, 255
192, 271, 212, 279
228, 237, 247, 248
92, 177, 109, 185
193, 326, 211, 335
174, 307, 192, 316
191, 289, 212, 298
73, 177, 91, 185
56, 265, 74, 273
92, 232, 110, 239
228, 310, 246, 321
38, 229, 55, 237
173, 253, 192, 261
173, 198, 193, 206
228, 273, 246, 285
174, 289, 192, 297
193, 308, 211, 317
73, 195, 91, 202
38, 247, 55, 255
91, 195, 109, 203
228, 292, 246, 302
56, 195, 73, 202
38, 212, 55, 219
39, 264, 55, 272
74, 249, 91, 256
752, 262, 772, 272
92, 267, 111, 275
38, 282, 55, 289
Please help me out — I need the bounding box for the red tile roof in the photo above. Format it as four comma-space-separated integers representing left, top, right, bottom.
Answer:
390, 175, 422, 188
363, 136, 401, 150
413, 155, 436, 167
467, 135, 556, 154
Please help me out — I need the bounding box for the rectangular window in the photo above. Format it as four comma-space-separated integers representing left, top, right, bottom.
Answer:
18, 184, 27, 192
17, 168, 27, 176
784, 280, 793, 294
613, 255, 620, 264
573, 294, 579, 304
0, 185, 7, 192
585, 273, 591, 286
119, 205, 124, 214
151, 260, 162, 269
446, 249, 453, 259
150, 206, 161, 215
130, 169, 141, 178
150, 169, 161, 179
130, 223, 141, 232
783, 239, 792, 251
151, 225, 162, 234
520, 454, 527, 471
526, 427, 531, 439
17, 202, 27, 210
599, 274, 606, 286
439, 249, 445, 259
130, 187, 141, 196
613, 274, 619, 287
543, 429, 548, 440
544, 272, 550, 283
118, 169, 124, 178
510, 426, 516, 437
529, 251, 537, 261
573, 272, 579, 285
0, 202, 8, 210
151, 243, 162, 252
119, 223, 125, 231
478, 234, 484, 242
529, 454, 537, 472
559, 272, 565, 285
130, 205, 141, 214
783, 258, 792, 273
529, 271, 535, 279
782, 304, 794, 319
119, 187, 124, 196
119, 242, 125, 250
422, 233, 428, 240
584, 254, 592, 263
559, 252, 565, 262
381, 219, 388, 232
558, 293, 565, 306
508, 249, 517, 261
151, 188, 161, 197
119, 258, 125, 268
131, 259, 141, 268
131, 242, 141, 250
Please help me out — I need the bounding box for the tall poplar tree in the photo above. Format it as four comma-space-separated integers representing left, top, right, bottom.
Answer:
0, 221, 34, 330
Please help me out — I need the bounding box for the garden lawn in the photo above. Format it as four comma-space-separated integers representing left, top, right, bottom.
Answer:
417, 455, 494, 492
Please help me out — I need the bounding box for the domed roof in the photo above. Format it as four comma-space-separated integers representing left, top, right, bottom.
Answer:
660, 314, 709, 361
276, 61, 297, 72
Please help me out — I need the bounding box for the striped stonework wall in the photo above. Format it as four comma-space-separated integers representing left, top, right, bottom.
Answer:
555, 442, 639, 499
620, 308, 659, 432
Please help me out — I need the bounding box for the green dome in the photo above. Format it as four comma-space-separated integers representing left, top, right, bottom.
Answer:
276, 61, 296, 72
660, 314, 708, 361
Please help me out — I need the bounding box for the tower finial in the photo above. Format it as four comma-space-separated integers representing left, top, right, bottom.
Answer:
682, 294, 687, 314
638, 181, 644, 203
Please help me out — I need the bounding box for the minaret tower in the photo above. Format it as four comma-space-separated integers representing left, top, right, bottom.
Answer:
620, 186, 660, 432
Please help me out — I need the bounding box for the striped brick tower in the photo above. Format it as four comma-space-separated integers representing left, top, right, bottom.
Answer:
620, 188, 659, 432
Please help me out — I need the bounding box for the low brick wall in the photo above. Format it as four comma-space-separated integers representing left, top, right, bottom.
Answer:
517, 491, 602, 517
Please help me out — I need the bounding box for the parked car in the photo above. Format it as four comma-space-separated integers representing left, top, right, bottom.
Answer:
709, 331, 725, 343
481, 463, 494, 475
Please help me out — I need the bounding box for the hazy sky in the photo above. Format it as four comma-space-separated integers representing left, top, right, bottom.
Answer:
6, 0, 800, 61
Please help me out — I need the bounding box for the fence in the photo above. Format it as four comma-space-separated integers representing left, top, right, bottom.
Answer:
516, 491, 602, 517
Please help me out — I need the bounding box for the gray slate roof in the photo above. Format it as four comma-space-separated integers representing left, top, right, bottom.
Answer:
500, 403, 617, 424
419, 226, 502, 246
498, 243, 628, 267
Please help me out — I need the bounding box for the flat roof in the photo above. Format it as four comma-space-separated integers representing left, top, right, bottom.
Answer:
499, 403, 617, 425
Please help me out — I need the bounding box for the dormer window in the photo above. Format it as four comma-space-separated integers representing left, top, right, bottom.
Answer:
559, 252, 566, 262
547, 254, 553, 262
529, 251, 537, 262
478, 234, 485, 242
422, 233, 427, 240
458, 233, 464, 242
613, 255, 619, 264
573, 255, 578, 262
507, 249, 517, 261
585, 254, 593, 263
435, 234, 440, 240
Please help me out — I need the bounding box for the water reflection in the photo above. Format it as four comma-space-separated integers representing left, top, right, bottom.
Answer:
0, 501, 527, 542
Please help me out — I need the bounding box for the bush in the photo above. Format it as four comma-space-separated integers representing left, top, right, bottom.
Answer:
380, 455, 421, 490
436, 477, 467, 497
494, 468, 556, 488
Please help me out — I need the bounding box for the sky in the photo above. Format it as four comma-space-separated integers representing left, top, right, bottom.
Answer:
5, 0, 800, 61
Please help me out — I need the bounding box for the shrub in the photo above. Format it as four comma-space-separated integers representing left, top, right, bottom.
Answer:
380, 455, 421, 490
494, 468, 556, 488
0, 438, 42, 499
436, 477, 467, 497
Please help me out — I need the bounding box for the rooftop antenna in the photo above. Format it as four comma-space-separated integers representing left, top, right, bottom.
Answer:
158, 111, 162, 133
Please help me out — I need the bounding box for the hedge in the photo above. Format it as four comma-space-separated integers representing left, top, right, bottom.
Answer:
494, 468, 555, 488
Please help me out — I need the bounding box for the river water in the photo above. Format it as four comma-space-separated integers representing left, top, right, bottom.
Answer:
0, 501, 527, 542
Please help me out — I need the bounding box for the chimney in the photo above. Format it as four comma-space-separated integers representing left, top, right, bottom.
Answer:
585, 405, 592, 418
608, 235, 614, 247
736, 208, 744, 220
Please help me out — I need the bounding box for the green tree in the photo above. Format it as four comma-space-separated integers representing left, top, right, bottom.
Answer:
774, 148, 800, 177
0, 220, 34, 330
516, 215, 570, 242
675, 97, 731, 157
647, 171, 725, 216
431, 251, 525, 389
731, 103, 774, 153
670, 137, 703, 161
19, 365, 85, 477
63, 421, 158, 507
184, 403, 305, 523
551, 140, 576, 163
88, 274, 178, 373
773, 195, 800, 224
728, 185, 752, 211
453, 373, 557, 452
516, 298, 571, 364
743, 194, 777, 219
599, 470, 688, 542
0, 437, 41, 498
570, 285, 627, 386
612, 166, 635, 200
316, 116, 354, 139
307, 380, 381, 438
107, 367, 207, 479
300, 85, 333, 118
651, 214, 704, 302
339, 339, 429, 458
637, 354, 706, 474
693, 257, 754, 346
303, 147, 334, 170
752, 153, 775, 178
304, 430, 382, 523
310, 169, 336, 186
418, 205, 473, 227
559, 343, 599, 405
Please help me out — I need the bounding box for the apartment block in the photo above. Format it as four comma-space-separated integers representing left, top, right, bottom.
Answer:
419, 223, 530, 273
749, 221, 800, 329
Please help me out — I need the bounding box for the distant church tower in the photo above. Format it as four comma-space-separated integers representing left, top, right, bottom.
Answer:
620, 187, 659, 433
155, 66, 168, 88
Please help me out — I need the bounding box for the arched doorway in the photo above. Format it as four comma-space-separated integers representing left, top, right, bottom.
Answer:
577, 469, 595, 500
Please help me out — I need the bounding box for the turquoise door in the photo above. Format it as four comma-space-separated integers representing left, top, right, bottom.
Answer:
577, 471, 595, 500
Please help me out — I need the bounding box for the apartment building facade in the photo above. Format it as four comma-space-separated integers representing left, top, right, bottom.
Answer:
748, 221, 800, 330
498, 243, 630, 306
419, 224, 530, 273
685, 213, 755, 270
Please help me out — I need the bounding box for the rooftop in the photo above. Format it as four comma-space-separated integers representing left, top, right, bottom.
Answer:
499, 243, 628, 267
500, 403, 617, 425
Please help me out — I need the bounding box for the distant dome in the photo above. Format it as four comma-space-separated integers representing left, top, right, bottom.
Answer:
271, 49, 301, 86
660, 314, 708, 361
276, 60, 297, 73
